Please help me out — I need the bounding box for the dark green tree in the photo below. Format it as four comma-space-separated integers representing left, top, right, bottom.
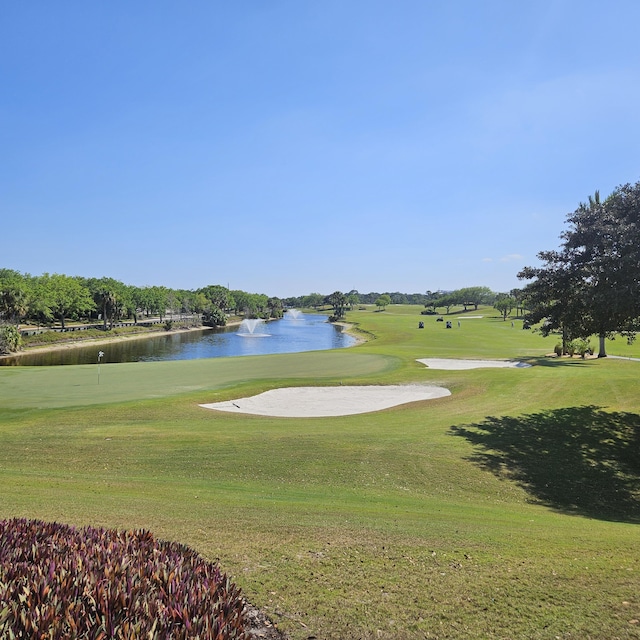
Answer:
519, 248, 587, 353
493, 294, 516, 321
0, 269, 30, 326
87, 277, 124, 330
327, 291, 347, 319
519, 182, 640, 357
267, 297, 284, 319
375, 294, 391, 310
457, 286, 495, 310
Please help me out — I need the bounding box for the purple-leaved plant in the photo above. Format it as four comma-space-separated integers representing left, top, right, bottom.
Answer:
0, 518, 249, 639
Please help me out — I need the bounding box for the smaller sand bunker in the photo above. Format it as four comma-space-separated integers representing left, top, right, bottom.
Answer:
417, 358, 531, 370
199, 385, 451, 417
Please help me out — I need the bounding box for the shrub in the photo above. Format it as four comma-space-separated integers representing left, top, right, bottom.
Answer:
0, 325, 22, 354
164, 319, 174, 331
553, 343, 563, 357
570, 338, 592, 358
0, 518, 249, 639
203, 308, 227, 327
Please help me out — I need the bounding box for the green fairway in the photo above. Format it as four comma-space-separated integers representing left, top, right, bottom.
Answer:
1, 306, 639, 639
0, 350, 396, 409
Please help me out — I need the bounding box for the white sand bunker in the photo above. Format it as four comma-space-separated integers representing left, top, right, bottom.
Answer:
199, 385, 451, 417
417, 358, 531, 370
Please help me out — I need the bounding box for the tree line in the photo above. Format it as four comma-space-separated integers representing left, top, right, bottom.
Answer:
0, 272, 287, 335
282, 291, 432, 310
289, 287, 518, 320
518, 178, 640, 357
422, 286, 520, 316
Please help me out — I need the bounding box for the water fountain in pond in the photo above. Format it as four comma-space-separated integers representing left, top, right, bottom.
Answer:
237, 318, 270, 337
286, 308, 304, 320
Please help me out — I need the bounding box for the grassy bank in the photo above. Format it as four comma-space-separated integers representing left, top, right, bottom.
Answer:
1, 306, 639, 638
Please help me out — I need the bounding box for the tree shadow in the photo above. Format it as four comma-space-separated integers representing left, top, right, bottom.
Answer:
450, 406, 640, 523
514, 355, 594, 367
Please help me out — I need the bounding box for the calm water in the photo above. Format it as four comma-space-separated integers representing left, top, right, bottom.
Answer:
1, 313, 356, 366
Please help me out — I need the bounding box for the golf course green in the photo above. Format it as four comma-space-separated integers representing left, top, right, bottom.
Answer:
1, 305, 639, 639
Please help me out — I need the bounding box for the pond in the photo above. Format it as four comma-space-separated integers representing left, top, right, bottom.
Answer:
1, 313, 356, 366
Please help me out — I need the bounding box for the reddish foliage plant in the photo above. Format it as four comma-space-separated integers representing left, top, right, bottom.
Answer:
0, 518, 249, 639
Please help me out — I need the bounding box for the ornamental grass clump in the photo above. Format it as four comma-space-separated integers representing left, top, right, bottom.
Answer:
0, 518, 248, 639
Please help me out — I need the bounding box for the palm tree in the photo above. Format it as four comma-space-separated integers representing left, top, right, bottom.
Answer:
0, 284, 29, 326
327, 291, 347, 319
267, 297, 283, 319
89, 278, 122, 330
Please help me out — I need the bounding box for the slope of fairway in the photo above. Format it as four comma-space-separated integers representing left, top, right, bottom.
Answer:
1, 306, 639, 639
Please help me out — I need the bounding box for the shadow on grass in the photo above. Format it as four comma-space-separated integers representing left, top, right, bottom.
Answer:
451, 406, 640, 523
515, 355, 595, 368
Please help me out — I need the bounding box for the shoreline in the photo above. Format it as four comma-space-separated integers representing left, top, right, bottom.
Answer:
333, 321, 368, 346
2, 316, 367, 361
0, 324, 223, 360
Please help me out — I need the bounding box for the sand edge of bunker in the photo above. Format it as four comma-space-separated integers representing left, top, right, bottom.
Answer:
199, 384, 451, 417
416, 357, 532, 370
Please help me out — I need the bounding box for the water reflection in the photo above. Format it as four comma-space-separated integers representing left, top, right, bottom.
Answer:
1, 314, 355, 366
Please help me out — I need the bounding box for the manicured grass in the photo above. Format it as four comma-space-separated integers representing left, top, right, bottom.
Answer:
0, 350, 396, 409
1, 306, 639, 638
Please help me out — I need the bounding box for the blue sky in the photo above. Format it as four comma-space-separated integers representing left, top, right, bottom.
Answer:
3, 1, 640, 298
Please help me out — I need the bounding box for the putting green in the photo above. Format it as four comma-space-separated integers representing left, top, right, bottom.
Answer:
0, 351, 397, 409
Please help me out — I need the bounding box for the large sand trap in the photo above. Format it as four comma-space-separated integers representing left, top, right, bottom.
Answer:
199, 385, 451, 417
417, 358, 531, 370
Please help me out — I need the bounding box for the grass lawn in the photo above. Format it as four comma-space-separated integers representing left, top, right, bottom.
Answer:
1, 305, 639, 639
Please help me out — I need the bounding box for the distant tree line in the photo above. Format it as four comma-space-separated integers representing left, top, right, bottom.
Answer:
422, 286, 497, 314
283, 286, 519, 321
284, 291, 438, 308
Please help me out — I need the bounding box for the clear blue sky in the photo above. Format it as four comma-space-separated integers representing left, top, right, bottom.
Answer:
3, 2, 640, 298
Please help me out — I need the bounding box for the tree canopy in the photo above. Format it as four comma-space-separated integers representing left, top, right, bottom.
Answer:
327, 291, 348, 319
0, 271, 287, 333
375, 294, 392, 310
518, 181, 640, 356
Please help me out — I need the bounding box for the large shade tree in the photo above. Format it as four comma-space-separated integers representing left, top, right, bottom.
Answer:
457, 286, 495, 311
519, 182, 640, 357
518, 249, 586, 353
